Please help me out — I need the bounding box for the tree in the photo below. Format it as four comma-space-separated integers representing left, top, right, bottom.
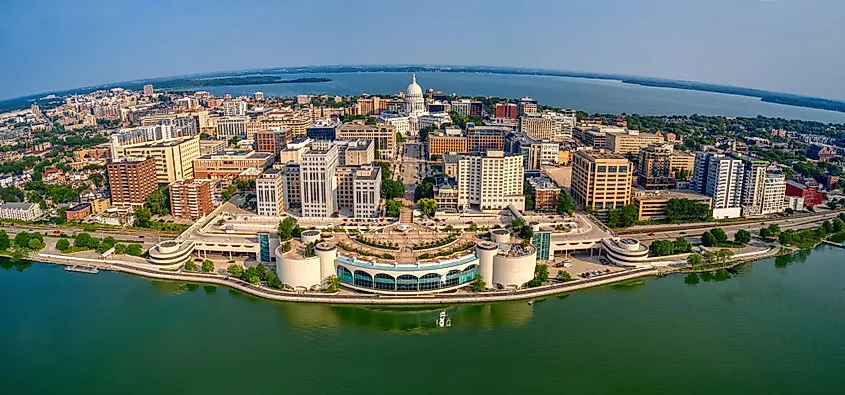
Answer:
56, 238, 70, 251
145, 187, 170, 216
524, 194, 535, 211
535, 264, 549, 283
606, 205, 638, 228
0, 230, 9, 250
323, 275, 340, 292
701, 231, 715, 247
664, 198, 711, 222
227, 264, 243, 278
471, 274, 486, 292
418, 198, 437, 217
822, 220, 833, 234
185, 261, 198, 271
556, 192, 576, 216
413, 182, 434, 202
649, 240, 676, 256
382, 180, 405, 199
124, 244, 143, 256
255, 263, 267, 280
134, 207, 152, 227
202, 260, 215, 273
833, 218, 845, 233
88, 173, 105, 189
829, 200, 839, 210
278, 217, 300, 241
673, 236, 692, 253
687, 254, 702, 266
785, 208, 794, 215
734, 229, 751, 245
710, 228, 728, 243
27, 238, 44, 250
385, 200, 403, 217
557, 270, 572, 282
74, 233, 92, 248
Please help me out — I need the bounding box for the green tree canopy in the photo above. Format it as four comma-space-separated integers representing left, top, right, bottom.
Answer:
418, 198, 437, 217
385, 200, 403, 217
556, 193, 576, 216
649, 240, 676, 256
734, 229, 751, 245
145, 187, 170, 216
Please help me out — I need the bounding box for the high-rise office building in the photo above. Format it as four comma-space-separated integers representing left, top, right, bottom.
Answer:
335, 122, 396, 159
306, 119, 342, 141
759, 173, 786, 215
457, 151, 525, 211
256, 169, 284, 217
519, 115, 557, 142
605, 130, 665, 154
571, 150, 633, 215
169, 178, 214, 220
691, 152, 744, 218
107, 157, 157, 205
116, 136, 200, 184
495, 102, 518, 119
299, 142, 338, 217
518, 97, 538, 116
637, 144, 674, 190
254, 128, 289, 158
352, 166, 382, 218
254, 92, 265, 101
216, 116, 248, 138
223, 100, 248, 117
192, 150, 274, 179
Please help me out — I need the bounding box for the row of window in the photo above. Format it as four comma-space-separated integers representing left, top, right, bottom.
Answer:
337, 265, 478, 292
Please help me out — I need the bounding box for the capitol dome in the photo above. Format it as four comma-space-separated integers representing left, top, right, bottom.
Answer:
406, 74, 423, 97
404, 74, 425, 114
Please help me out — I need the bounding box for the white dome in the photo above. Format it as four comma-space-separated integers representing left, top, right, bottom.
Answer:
406, 74, 423, 97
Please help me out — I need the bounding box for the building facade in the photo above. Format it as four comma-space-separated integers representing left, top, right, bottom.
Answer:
192, 150, 274, 179
107, 157, 158, 205
169, 178, 214, 220
256, 169, 284, 217
300, 142, 338, 217
571, 150, 633, 215
457, 151, 525, 211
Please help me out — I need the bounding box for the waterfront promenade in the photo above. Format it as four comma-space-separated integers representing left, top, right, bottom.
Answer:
33, 250, 657, 304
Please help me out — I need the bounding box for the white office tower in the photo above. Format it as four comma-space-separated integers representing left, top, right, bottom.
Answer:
457, 151, 525, 212
759, 173, 786, 215
352, 166, 382, 218
692, 152, 744, 218
299, 142, 338, 217
223, 100, 248, 117
256, 168, 284, 216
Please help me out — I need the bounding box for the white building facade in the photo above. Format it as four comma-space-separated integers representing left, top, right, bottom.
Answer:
256, 168, 284, 217
299, 142, 338, 217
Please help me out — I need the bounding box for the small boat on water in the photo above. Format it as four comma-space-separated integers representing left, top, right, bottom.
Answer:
527, 300, 535, 306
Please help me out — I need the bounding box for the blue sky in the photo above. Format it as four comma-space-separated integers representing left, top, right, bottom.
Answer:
1, 0, 843, 100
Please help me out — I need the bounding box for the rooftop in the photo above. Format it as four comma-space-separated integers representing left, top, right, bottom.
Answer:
633, 189, 712, 201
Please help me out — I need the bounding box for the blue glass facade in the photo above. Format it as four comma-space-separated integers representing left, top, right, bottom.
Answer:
532, 232, 551, 261
336, 265, 478, 292
306, 126, 336, 141
258, 233, 271, 262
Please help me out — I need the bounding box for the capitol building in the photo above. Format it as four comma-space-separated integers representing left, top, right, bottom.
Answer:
379, 74, 451, 136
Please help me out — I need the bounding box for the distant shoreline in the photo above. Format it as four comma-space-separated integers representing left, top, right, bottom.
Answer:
2, 65, 845, 116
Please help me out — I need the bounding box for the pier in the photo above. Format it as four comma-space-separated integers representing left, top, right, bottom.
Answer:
820, 240, 845, 249
64, 265, 100, 274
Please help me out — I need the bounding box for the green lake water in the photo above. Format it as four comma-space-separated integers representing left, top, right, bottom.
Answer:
1, 246, 844, 395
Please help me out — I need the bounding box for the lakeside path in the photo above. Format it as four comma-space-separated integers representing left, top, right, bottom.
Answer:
33, 251, 658, 304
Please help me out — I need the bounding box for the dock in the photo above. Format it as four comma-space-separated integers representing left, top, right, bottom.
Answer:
64, 265, 100, 274
820, 240, 845, 249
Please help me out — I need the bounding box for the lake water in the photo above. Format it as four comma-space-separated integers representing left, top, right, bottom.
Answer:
189, 72, 845, 123
2, 246, 844, 395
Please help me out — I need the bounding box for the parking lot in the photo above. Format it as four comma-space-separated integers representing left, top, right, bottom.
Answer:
550, 253, 625, 280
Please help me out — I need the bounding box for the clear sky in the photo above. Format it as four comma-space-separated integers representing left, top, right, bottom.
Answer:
1, 0, 843, 100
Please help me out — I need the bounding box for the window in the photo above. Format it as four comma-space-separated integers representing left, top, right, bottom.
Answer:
598, 166, 606, 173
608, 166, 617, 173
